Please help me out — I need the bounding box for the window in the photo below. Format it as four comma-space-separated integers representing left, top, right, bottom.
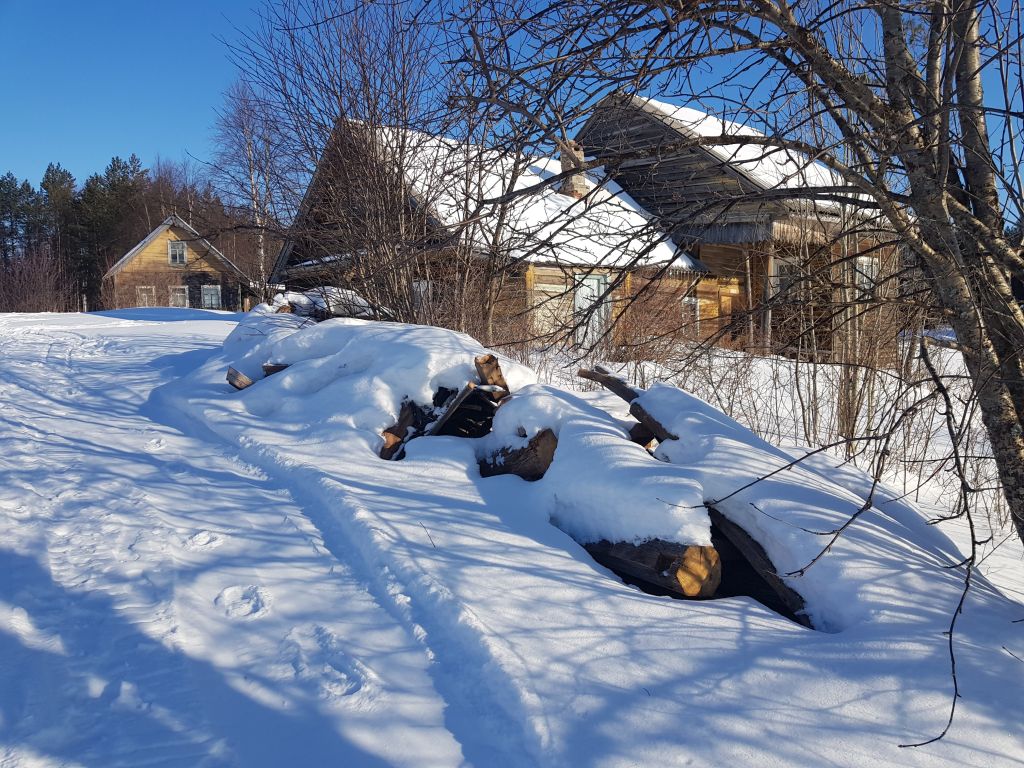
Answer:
854, 256, 880, 298
168, 241, 187, 266
774, 261, 804, 297
169, 286, 188, 308
201, 284, 222, 310
681, 296, 700, 336
136, 286, 155, 307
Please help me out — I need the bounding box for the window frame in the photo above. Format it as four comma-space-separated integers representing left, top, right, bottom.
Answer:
168, 240, 187, 266
168, 285, 189, 308
854, 255, 880, 298
200, 284, 222, 310
681, 295, 701, 336
136, 285, 156, 307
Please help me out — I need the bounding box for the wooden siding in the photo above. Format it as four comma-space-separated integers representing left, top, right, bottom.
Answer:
108, 225, 245, 310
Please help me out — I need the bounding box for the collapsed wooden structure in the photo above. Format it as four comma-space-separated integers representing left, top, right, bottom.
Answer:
226, 353, 811, 626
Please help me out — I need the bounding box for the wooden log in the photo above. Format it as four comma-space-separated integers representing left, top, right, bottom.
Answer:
474, 354, 511, 401
381, 399, 427, 460
479, 428, 558, 481
629, 401, 677, 443
577, 366, 640, 402
226, 366, 255, 391
628, 421, 657, 448
275, 303, 294, 313
584, 539, 721, 598
706, 506, 812, 628
577, 367, 677, 442
262, 362, 290, 377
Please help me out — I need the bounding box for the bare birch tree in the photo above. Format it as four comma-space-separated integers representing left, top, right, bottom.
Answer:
452, 0, 1024, 546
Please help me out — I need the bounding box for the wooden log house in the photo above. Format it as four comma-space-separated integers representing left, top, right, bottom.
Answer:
103, 215, 253, 311
270, 122, 708, 353
577, 93, 903, 360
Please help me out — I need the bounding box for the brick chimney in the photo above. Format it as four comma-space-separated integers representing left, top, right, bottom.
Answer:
558, 140, 588, 199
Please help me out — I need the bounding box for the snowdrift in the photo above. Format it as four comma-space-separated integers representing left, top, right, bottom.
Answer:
155, 311, 1023, 766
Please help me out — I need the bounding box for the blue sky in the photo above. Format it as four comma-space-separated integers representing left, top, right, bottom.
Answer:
0, 0, 260, 186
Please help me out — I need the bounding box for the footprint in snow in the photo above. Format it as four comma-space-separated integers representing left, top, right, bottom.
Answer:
215, 585, 271, 619
184, 531, 224, 551
279, 625, 368, 700
144, 436, 166, 452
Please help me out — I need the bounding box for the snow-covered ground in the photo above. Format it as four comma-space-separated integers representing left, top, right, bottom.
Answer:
0, 309, 1021, 767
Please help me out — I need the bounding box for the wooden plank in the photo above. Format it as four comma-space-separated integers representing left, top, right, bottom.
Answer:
426, 382, 499, 439
427, 382, 478, 436
584, 539, 721, 598
262, 362, 290, 376
226, 366, 254, 391
706, 506, 812, 628
479, 428, 557, 481
474, 354, 510, 401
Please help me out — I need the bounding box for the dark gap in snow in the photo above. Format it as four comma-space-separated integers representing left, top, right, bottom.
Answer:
709, 520, 810, 627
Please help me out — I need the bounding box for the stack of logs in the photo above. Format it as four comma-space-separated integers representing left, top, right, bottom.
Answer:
227, 357, 807, 622
379, 353, 557, 481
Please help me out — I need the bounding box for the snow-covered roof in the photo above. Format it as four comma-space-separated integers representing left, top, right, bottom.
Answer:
631, 96, 845, 203
104, 214, 248, 280
386, 130, 705, 272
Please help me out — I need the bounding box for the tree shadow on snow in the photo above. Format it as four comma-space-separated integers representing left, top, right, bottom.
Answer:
0, 549, 393, 768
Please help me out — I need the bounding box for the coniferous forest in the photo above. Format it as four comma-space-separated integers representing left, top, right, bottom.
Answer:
0, 156, 264, 312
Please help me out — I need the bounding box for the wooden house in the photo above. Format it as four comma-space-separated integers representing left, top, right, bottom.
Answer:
104, 215, 252, 311
577, 93, 902, 359
271, 123, 707, 351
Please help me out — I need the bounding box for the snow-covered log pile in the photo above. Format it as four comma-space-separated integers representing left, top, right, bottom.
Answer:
5, 309, 1022, 766
184, 310, 1009, 634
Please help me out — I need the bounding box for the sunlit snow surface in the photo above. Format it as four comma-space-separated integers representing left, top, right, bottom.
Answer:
0, 308, 1020, 767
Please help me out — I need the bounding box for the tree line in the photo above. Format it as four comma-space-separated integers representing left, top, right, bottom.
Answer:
0, 155, 268, 313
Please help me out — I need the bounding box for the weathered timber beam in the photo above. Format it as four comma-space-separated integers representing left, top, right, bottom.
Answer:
226, 366, 255, 391
577, 366, 677, 442
578, 366, 640, 402
706, 506, 813, 628
585, 539, 721, 598
262, 362, 290, 377
479, 428, 557, 481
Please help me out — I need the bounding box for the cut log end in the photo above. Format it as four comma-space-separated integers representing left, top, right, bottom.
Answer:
226, 366, 255, 391
479, 428, 558, 481
584, 539, 720, 600
674, 545, 721, 598
474, 354, 510, 402
380, 399, 430, 460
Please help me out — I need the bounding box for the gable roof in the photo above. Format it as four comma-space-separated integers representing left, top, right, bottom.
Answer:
612, 95, 849, 211
400, 131, 705, 270
274, 123, 704, 283
104, 214, 248, 280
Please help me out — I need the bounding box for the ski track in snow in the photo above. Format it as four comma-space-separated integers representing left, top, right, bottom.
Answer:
1, 311, 1022, 767
0, 314, 460, 767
